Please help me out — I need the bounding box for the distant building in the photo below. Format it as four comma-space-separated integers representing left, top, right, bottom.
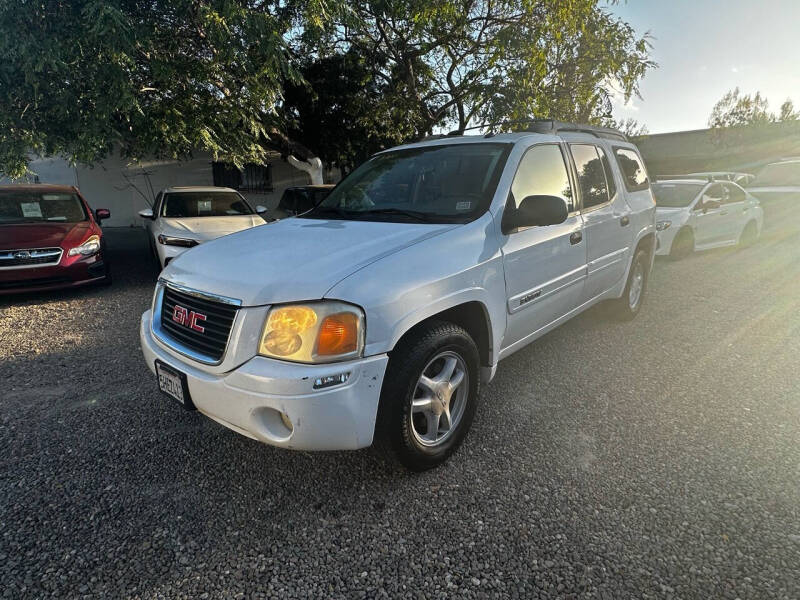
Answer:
3, 151, 339, 227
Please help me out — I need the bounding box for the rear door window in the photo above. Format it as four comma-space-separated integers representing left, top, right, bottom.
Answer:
722, 183, 746, 204
570, 144, 610, 209
614, 148, 649, 192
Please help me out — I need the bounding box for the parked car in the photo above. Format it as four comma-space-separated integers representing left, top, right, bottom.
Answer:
140, 121, 656, 470
138, 186, 268, 268
270, 184, 335, 220
687, 171, 755, 186
652, 179, 763, 259
0, 184, 111, 294
746, 159, 800, 204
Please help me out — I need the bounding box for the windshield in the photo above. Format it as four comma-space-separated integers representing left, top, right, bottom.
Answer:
749, 162, 800, 187
652, 183, 704, 208
302, 143, 511, 223
0, 190, 87, 224
161, 191, 254, 218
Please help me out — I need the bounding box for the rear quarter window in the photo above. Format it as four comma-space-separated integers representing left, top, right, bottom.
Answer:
614, 148, 650, 192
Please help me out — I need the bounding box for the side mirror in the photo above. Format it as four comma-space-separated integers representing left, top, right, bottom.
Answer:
95, 208, 111, 221
255, 205, 267, 214
502, 195, 568, 233
138, 208, 154, 219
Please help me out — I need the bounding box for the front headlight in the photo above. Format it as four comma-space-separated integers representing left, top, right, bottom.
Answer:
67, 234, 101, 256
258, 301, 365, 363
158, 234, 198, 247
656, 220, 672, 231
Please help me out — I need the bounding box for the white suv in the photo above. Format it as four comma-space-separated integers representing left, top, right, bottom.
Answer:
652, 179, 763, 259
140, 121, 656, 470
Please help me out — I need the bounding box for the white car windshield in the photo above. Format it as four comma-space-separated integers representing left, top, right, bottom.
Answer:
161, 192, 254, 218
303, 143, 512, 223
652, 183, 704, 208
0, 191, 87, 224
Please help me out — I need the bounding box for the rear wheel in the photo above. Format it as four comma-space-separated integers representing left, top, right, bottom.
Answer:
670, 227, 694, 260
609, 248, 649, 321
739, 221, 758, 248
378, 321, 479, 471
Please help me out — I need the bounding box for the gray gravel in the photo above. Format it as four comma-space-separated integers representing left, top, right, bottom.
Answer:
1, 214, 799, 599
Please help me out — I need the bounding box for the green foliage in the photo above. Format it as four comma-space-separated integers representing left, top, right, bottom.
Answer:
779, 99, 799, 122
0, 0, 653, 176
0, 0, 328, 178
708, 88, 774, 128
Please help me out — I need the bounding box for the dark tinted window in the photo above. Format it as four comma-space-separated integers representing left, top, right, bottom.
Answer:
570, 144, 610, 209
598, 147, 617, 198
0, 191, 87, 224
162, 192, 254, 218
723, 183, 746, 203
510, 144, 573, 212
652, 183, 704, 208
615, 148, 649, 191
697, 184, 724, 210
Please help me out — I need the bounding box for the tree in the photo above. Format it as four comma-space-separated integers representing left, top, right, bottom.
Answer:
298, 0, 654, 136
601, 117, 649, 138
708, 88, 774, 128
0, 0, 342, 179
779, 99, 799, 122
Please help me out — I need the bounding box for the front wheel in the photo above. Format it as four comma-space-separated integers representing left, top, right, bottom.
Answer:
378, 321, 480, 471
609, 248, 649, 321
739, 221, 758, 248
670, 227, 694, 260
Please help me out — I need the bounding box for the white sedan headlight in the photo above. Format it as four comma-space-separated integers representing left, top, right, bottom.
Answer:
67, 235, 101, 256
157, 234, 198, 247
258, 301, 365, 363
656, 220, 672, 231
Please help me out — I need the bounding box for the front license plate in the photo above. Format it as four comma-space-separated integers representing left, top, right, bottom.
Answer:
155, 360, 194, 409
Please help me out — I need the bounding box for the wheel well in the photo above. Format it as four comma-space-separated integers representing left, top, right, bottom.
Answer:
636, 232, 656, 259
394, 302, 492, 367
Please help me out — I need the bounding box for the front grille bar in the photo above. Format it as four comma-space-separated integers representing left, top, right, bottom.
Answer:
0, 247, 63, 269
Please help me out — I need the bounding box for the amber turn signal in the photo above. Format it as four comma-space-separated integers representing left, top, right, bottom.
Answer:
316, 312, 359, 356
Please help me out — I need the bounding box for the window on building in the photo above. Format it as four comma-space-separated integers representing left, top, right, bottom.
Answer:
212, 162, 273, 193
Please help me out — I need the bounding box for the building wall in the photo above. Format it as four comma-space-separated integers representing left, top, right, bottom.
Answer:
10, 152, 337, 227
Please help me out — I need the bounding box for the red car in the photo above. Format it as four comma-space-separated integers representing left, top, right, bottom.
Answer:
0, 184, 111, 294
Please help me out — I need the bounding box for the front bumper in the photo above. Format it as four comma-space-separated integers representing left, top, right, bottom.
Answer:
0, 254, 108, 295
140, 309, 389, 451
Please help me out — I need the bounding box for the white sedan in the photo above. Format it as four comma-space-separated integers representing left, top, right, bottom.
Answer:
653, 179, 763, 259
138, 187, 267, 268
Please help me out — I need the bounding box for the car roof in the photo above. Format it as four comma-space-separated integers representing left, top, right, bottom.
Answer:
386, 130, 638, 153
0, 183, 78, 193
161, 186, 239, 193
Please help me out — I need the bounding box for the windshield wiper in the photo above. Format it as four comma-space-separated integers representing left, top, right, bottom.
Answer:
307, 206, 355, 219
353, 208, 435, 222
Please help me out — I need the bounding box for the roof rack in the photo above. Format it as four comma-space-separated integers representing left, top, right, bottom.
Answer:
446, 118, 628, 142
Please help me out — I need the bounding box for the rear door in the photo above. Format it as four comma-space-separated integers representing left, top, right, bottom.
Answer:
499, 143, 587, 350
720, 182, 747, 241
570, 144, 631, 299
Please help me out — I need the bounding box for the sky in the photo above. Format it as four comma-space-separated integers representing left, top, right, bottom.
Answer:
608, 0, 800, 133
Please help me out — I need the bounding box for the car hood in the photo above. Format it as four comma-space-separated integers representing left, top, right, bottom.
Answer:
162, 217, 456, 306
0, 221, 92, 250
160, 215, 265, 241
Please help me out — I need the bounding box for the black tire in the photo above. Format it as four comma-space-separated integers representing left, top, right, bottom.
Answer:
377, 321, 480, 471
670, 227, 694, 260
739, 221, 758, 248
609, 248, 649, 321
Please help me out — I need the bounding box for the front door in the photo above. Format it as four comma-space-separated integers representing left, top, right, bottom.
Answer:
499, 144, 587, 352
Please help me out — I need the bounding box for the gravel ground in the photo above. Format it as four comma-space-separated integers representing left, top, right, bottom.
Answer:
1, 212, 799, 599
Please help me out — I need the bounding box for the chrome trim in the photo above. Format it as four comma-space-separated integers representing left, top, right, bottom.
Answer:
151, 281, 242, 365
0, 247, 63, 270
157, 278, 242, 307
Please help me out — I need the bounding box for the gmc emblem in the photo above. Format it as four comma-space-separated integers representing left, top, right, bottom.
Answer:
172, 304, 206, 333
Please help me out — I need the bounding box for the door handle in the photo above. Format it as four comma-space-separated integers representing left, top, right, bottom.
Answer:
570, 231, 582, 245
620, 215, 630, 226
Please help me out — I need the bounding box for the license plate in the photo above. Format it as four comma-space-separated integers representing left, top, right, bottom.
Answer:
155, 360, 194, 409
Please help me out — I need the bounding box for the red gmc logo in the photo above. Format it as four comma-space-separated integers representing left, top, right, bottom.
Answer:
172, 304, 206, 333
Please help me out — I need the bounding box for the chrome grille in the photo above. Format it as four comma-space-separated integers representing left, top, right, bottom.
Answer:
159, 285, 238, 362
0, 247, 63, 268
